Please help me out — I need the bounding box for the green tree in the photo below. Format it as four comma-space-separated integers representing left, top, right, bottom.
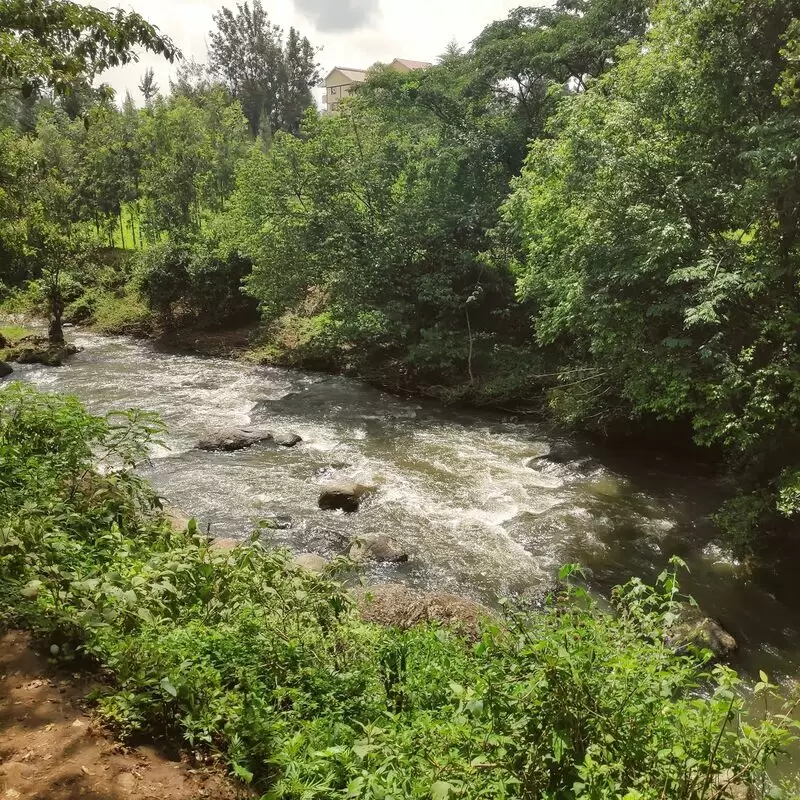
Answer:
503, 0, 800, 549
137, 94, 247, 237
0, 0, 178, 99
138, 67, 159, 105
208, 0, 319, 137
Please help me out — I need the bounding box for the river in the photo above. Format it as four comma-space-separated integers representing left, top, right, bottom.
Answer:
9, 330, 800, 682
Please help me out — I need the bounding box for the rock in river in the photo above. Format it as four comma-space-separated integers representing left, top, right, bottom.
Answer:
6, 341, 79, 367
318, 482, 374, 512
292, 553, 330, 573
349, 535, 408, 563
354, 584, 493, 641
0, 361, 12, 378
665, 604, 738, 660
274, 433, 302, 448
197, 428, 274, 452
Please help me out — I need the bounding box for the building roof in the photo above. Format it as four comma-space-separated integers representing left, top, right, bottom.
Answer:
391, 58, 433, 70
328, 67, 368, 82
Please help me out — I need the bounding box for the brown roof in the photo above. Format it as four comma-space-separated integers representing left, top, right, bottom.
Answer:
391, 58, 432, 70
329, 67, 368, 82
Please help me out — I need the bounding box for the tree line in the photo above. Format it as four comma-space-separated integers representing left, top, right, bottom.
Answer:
1, 0, 798, 553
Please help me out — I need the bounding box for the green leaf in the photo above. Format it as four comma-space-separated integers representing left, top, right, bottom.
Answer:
21, 580, 42, 599
232, 762, 253, 783
431, 781, 453, 799
160, 677, 177, 697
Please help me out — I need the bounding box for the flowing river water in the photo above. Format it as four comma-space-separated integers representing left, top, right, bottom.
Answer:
10, 330, 800, 684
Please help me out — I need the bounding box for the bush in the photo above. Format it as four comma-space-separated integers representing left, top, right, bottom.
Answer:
1, 382, 798, 799
133, 235, 257, 329
90, 290, 152, 335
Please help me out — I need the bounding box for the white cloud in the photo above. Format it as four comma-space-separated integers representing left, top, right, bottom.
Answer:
78, 0, 538, 105
293, 0, 380, 32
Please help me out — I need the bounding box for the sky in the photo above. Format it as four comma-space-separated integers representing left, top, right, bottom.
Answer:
80, 0, 530, 105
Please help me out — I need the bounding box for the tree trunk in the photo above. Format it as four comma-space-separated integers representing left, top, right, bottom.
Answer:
48, 295, 64, 344
119, 209, 126, 249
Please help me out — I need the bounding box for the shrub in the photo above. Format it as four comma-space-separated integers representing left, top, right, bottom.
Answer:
90, 289, 152, 335
133, 235, 257, 329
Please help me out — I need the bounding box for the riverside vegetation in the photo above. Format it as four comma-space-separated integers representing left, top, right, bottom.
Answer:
1, 381, 800, 797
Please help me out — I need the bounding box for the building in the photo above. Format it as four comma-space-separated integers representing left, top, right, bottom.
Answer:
322, 67, 368, 114
322, 58, 432, 114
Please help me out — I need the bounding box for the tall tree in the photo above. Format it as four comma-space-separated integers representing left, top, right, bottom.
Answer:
504, 0, 800, 549
138, 67, 159, 104
207, 0, 318, 137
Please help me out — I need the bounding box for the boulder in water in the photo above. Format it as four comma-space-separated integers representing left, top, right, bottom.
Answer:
210, 538, 239, 551
292, 553, 330, 573
354, 584, 493, 640
0, 361, 12, 378
163, 506, 194, 533
527, 441, 582, 467
705, 770, 754, 800
260, 513, 293, 530
197, 428, 274, 452
299, 526, 350, 556
6, 340, 79, 367
274, 433, 302, 448
349, 535, 408, 563
665, 604, 737, 660
318, 482, 374, 512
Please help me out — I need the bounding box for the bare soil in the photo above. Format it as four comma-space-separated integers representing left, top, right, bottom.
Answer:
0, 631, 243, 800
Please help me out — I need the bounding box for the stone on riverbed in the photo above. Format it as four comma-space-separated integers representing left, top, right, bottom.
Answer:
6, 340, 79, 367
318, 482, 375, 512
705, 770, 754, 800
0, 361, 12, 378
274, 433, 302, 448
531, 441, 580, 465
354, 584, 493, 641
665, 604, 737, 660
197, 428, 274, 452
210, 538, 239, 551
292, 553, 330, 573
349, 535, 409, 563
163, 506, 194, 532
197, 428, 302, 452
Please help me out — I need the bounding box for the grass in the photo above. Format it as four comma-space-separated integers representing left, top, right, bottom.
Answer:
0, 324, 31, 342
88, 290, 152, 335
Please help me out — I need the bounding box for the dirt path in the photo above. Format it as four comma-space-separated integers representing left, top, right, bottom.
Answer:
0, 631, 243, 800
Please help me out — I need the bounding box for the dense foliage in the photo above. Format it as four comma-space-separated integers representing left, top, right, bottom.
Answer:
1, 0, 799, 548
1, 382, 799, 798
500, 0, 800, 548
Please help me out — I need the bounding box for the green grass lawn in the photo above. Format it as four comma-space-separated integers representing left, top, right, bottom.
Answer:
0, 324, 32, 342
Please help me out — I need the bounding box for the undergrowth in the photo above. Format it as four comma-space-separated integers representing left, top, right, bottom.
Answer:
0, 382, 798, 799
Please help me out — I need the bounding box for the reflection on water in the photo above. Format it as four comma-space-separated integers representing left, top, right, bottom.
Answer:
9, 330, 800, 680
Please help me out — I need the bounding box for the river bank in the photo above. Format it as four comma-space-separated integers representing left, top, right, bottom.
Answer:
4, 327, 800, 681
